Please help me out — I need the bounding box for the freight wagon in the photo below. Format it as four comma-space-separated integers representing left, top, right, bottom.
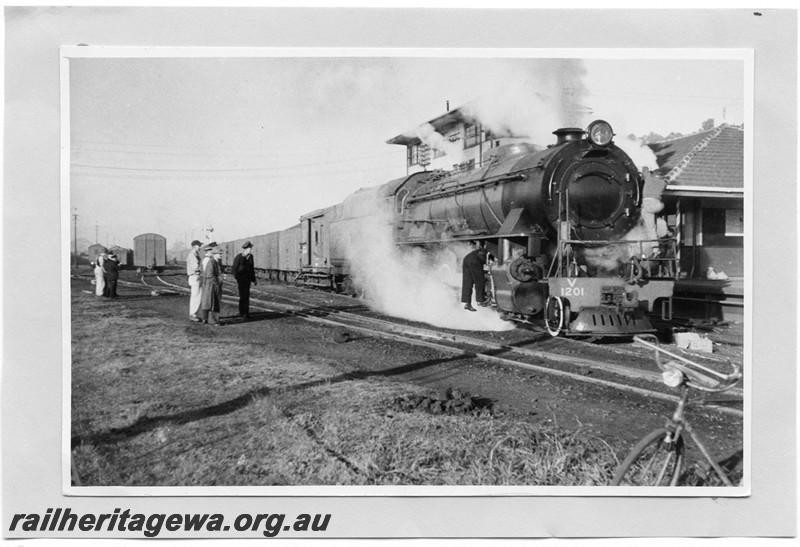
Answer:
222, 225, 302, 283
133, 233, 167, 272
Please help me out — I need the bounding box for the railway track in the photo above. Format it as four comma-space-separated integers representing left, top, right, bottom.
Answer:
139, 274, 742, 417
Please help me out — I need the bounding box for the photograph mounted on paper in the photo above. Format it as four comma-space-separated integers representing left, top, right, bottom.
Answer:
64, 48, 751, 495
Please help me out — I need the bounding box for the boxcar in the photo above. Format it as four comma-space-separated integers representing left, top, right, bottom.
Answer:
220, 240, 236, 269
133, 233, 167, 270
278, 224, 302, 279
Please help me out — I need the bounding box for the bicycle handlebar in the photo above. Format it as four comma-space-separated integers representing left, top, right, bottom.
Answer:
633, 335, 742, 393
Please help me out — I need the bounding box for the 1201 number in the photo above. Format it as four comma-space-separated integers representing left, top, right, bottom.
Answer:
561, 287, 585, 297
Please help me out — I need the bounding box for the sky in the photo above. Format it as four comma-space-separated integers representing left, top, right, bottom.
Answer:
69, 52, 745, 250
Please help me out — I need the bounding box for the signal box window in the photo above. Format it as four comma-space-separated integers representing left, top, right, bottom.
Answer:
702, 208, 743, 247
464, 123, 480, 148
407, 145, 420, 167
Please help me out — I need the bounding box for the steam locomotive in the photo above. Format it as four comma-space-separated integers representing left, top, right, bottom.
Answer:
221, 120, 677, 337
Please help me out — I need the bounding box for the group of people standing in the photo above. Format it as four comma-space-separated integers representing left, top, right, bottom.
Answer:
186, 239, 256, 326
92, 249, 119, 298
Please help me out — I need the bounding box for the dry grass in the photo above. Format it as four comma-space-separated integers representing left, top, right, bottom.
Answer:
71, 291, 619, 487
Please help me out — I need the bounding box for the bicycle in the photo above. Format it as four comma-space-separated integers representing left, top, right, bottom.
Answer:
611, 334, 743, 486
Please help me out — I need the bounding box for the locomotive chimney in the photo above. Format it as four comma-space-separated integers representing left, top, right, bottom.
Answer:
552, 127, 584, 145
446, 100, 450, 112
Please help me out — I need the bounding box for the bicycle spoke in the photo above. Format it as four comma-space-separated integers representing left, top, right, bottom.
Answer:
612, 429, 684, 486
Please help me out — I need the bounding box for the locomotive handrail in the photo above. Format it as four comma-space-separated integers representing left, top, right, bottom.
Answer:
480, 186, 504, 226
559, 237, 668, 246
406, 172, 527, 203
550, 237, 678, 280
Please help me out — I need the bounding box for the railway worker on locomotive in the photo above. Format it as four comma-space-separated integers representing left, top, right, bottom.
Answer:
460, 241, 491, 312
640, 166, 668, 241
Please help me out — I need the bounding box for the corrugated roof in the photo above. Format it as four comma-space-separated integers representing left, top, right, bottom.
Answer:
648, 124, 744, 189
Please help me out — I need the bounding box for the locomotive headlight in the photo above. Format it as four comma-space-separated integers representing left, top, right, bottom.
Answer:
587, 120, 614, 147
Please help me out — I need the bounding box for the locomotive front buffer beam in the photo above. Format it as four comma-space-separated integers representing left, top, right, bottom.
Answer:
544, 278, 662, 337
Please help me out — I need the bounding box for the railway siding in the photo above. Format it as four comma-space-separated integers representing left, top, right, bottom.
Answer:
145, 273, 743, 417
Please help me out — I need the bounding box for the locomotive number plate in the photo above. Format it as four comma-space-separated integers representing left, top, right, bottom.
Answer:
561, 287, 585, 297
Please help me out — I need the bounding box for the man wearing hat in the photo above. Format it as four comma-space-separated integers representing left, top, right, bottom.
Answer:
186, 240, 203, 321
231, 241, 257, 319
93, 248, 108, 297
199, 243, 224, 326
102, 252, 120, 298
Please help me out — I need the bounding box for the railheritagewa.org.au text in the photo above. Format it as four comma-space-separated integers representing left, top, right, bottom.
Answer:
8, 508, 331, 538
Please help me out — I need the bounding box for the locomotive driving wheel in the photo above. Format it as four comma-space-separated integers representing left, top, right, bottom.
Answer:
545, 296, 570, 337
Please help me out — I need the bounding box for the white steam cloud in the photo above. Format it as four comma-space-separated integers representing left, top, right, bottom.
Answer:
342, 205, 513, 332
616, 135, 659, 171
356, 60, 663, 321
406, 123, 467, 165
460, 59, 590, 146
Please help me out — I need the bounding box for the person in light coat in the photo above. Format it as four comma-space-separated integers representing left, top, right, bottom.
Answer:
93, 249, 107, 297
186, 240, 203, 322
641, 166, 667, 241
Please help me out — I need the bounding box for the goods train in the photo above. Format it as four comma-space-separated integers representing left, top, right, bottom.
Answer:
221, 120, 677, 337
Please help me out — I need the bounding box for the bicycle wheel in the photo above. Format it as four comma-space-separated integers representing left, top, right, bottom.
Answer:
611, 428, 685, 486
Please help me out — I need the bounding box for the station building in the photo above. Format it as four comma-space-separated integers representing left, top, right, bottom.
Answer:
649, 124, 745, 322
387, 104, 745, 323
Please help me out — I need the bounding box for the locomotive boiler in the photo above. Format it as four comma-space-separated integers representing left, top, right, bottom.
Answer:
395, 120, 676, 336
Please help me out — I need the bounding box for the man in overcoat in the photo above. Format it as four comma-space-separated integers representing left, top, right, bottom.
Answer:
102, 253, 120, 298
461, 241, 489, 312
231, 240, 257, 319
199, 243, 224, 326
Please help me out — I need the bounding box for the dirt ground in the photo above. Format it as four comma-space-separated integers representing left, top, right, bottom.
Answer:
74, 269, 743, 475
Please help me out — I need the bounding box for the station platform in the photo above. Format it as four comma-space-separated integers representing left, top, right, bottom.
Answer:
671, 277, 745, 323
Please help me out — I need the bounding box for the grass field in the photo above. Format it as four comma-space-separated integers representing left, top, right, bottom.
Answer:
71, 288, 621, 487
